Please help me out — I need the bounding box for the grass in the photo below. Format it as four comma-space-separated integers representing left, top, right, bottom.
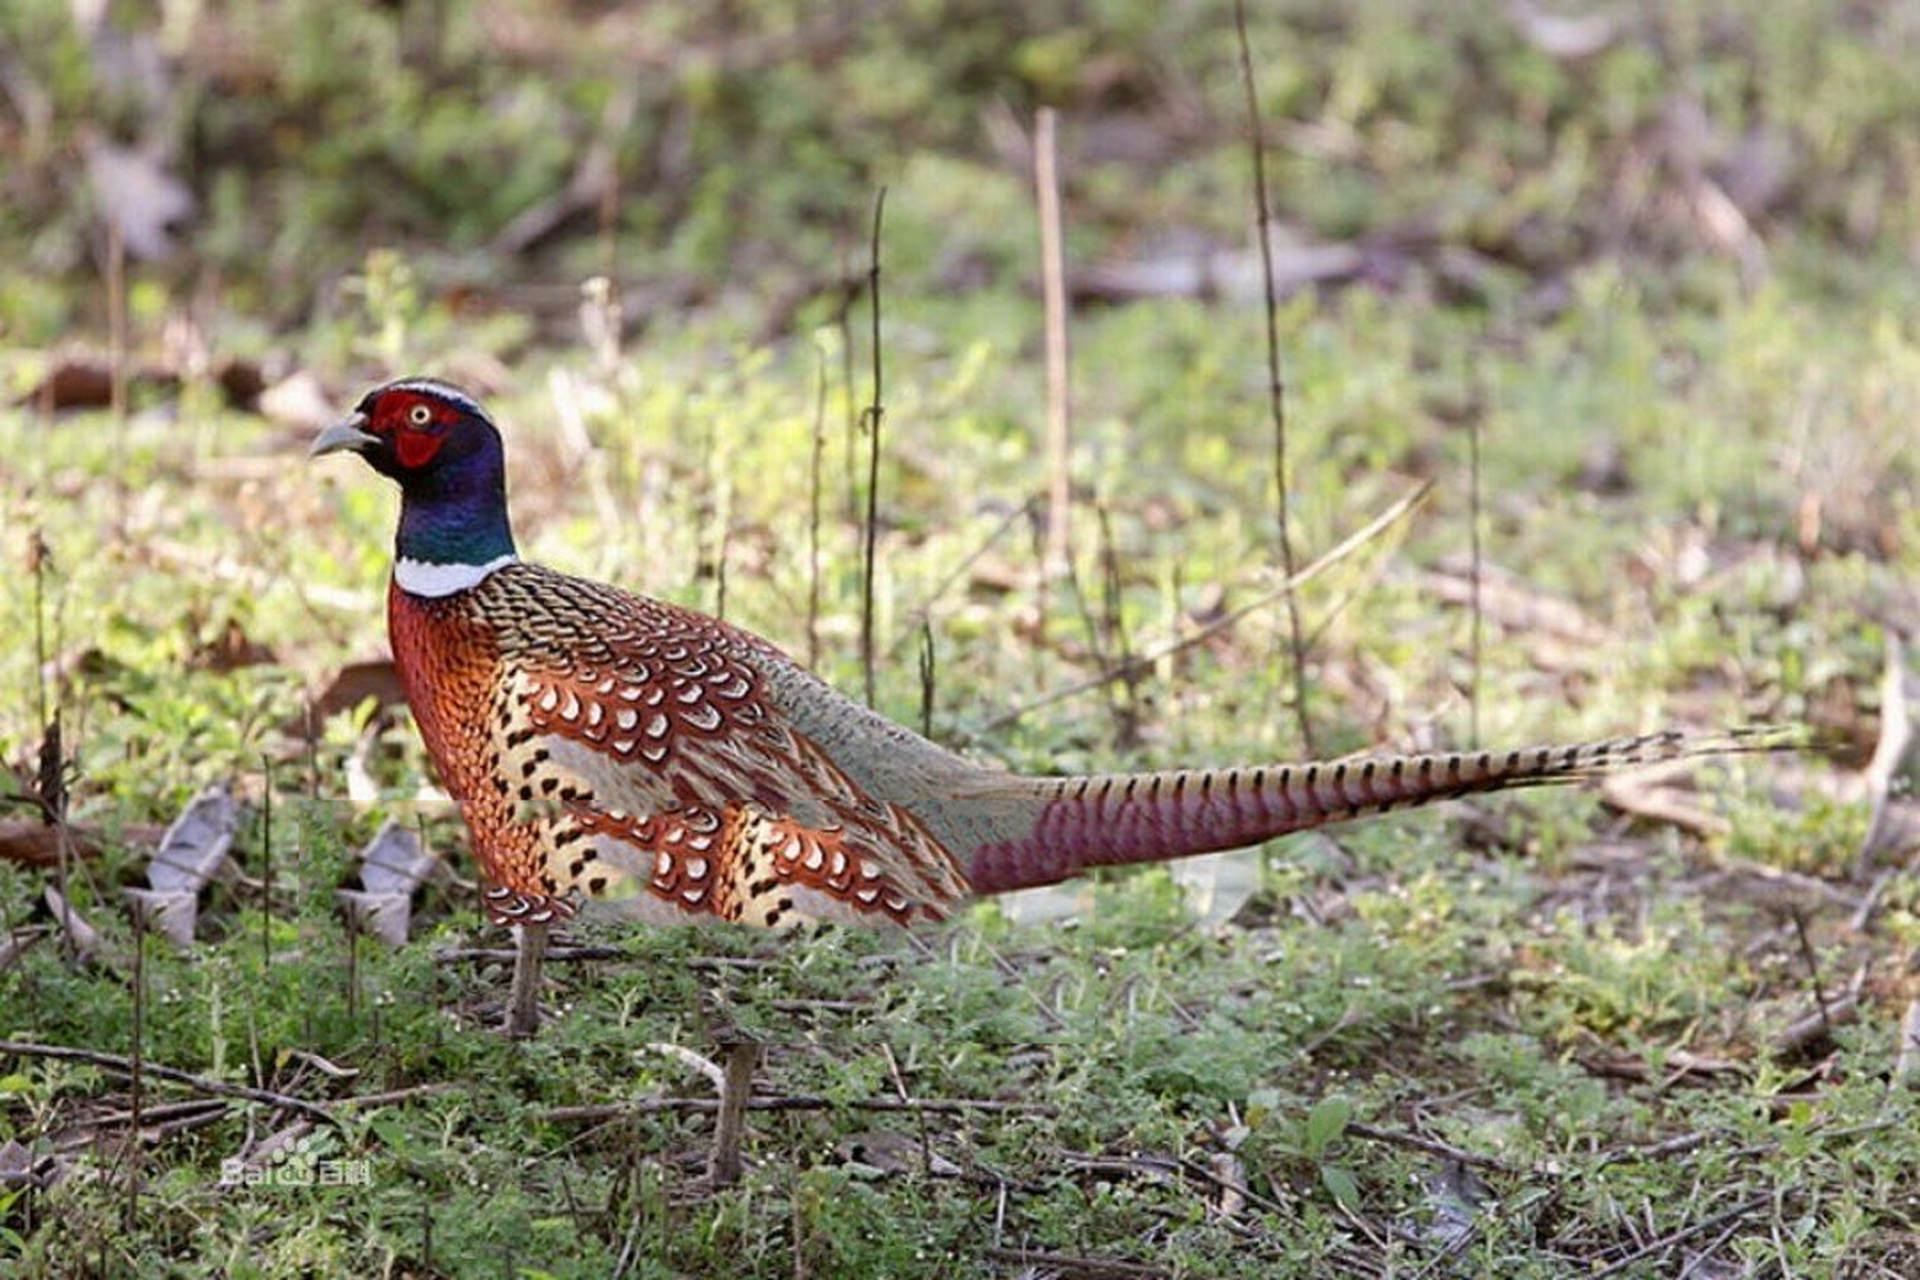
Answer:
2, 1, 1918, 1276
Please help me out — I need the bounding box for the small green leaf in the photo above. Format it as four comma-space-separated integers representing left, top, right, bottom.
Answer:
1305, 1095, 1352, 1158
365, 1112, 411, 1153
1320, 1163, 1360, 1210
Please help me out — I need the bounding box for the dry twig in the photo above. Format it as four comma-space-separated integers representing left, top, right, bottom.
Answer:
1347, 1120, 1516, 1175
541, 1094, 1056, 1124
0, 1039, 336, 1123
1591, 1188, 1785, 1278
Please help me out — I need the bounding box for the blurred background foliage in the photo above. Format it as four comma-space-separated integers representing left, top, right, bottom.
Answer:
5, 0, 1920, 346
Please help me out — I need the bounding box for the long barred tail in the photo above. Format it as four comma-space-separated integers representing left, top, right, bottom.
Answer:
962, 727, 1795, 895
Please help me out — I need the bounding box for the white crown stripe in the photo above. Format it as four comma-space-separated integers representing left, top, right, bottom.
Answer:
386, 379, 490, 421
395, 553, 518, 597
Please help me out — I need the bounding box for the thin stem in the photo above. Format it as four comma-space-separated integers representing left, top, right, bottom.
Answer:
1234, 0, 1315, 754
106, 219, 128, 541
126, 912, 145, 1228
806, 341, 828, 669
1035, 107, 1073, 576
859, 187, 888, 708
260, 754, 274, 968
1469, 398, 1484, 749
918, 620, 936, 739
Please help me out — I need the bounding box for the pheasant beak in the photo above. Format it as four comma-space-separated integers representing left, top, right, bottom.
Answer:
309, 412, 379, 458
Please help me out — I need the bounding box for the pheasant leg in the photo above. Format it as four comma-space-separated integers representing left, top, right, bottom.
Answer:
503, 920, 548, 1038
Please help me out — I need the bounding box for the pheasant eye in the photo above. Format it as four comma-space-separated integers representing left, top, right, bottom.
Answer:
408, 404, 434, 427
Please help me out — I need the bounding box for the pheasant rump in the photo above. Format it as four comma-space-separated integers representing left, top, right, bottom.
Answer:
313, 377, 1776, 1035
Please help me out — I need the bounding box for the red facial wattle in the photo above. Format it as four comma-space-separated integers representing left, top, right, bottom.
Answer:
395, 424, 446, 469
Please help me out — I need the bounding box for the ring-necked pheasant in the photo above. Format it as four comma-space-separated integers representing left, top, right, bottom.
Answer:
313, 377, 1780, 1036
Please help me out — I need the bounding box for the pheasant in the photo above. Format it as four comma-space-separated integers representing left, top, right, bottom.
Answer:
313, 377, 1779, 1037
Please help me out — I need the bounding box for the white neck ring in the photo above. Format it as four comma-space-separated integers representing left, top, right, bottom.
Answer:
394, 553, 518, 597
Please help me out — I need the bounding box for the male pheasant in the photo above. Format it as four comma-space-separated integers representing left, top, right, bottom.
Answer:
314, 377, 1775, 1036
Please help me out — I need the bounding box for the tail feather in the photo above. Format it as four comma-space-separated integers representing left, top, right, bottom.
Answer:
962, 727, 1795, 895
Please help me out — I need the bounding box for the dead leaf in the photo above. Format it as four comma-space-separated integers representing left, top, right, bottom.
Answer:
282, 660, 405, 739
42, 886, 104, 964
40, 645, 135, 698
990, 878, 1093, 928
0, 1137, 72, 1191
221, 1119, 314, 1183
1167, 849, 1263, 932
1577, 1037, 1745, 1084
1718, 125, 1797, 217
1210, 1150, 1248, 1220
258, 370, 337, 432
334, 891, 412, 947
0, 822, 159, 867
1772, 987, 1861, 1060
1600, 771, 1731, 839
0, 1139, 36, 1188
345, 725, 381, 807
1702, 855, 1853, 915
31, 713, 67, 822
119, 887, 190, 943
144, 787, 239, 892
966, 555, 1023, 596
14, 357, 111, 409
189, 617, 277, 673
1858, 632, 1915, 876
354, 821, 447, 896
836, 1129, 961, 1178
1424, 556, 1607, 645
1503, 0, 1624, 60
1075, 226, 1367, 305
82, 134, 194, 260
1894, 1000, 1920, 1087
124, 785, 240, 945
1423, 1158, 1492, 1249
283, 1049, 358, 1081
336, 820, 447, 946
0, 925, 48, 975
214, 357, 267, 409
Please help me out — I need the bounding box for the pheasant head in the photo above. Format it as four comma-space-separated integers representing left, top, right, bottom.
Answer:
311, 378, 518, 596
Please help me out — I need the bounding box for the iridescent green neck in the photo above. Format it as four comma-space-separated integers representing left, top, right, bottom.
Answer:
394, 445, 516, 593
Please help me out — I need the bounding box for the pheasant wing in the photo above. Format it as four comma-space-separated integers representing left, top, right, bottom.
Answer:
483, 565, 967, 925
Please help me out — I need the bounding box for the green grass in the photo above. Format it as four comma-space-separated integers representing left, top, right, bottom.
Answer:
2, 1, 1917, 1276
